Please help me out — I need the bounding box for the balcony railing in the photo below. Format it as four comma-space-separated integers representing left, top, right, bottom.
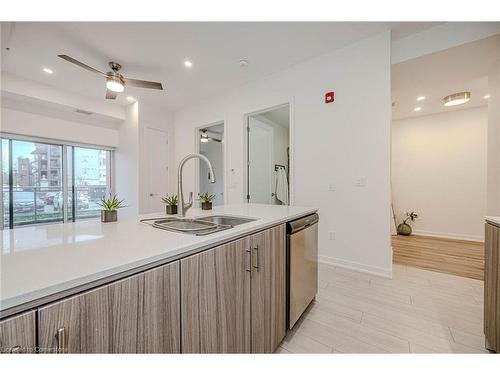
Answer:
2, 185, 108, 228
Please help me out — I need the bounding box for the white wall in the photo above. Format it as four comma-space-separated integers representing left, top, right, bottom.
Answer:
392, 107, 488, 241
487, 60, 500, 216
174, 32, 392, 277
0, 107, 119, 147
115, 102, 140, 216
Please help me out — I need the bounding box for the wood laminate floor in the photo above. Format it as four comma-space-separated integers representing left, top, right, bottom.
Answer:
276, 263, 488, 353
392, 235, 484, 280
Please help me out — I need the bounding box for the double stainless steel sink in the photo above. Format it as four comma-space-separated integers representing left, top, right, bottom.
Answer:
142, 215, 256, 235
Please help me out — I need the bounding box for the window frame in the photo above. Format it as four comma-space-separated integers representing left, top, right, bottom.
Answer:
0, 132, 115, 229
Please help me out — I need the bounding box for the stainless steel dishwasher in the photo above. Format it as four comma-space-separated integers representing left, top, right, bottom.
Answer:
286, 213, 319, 329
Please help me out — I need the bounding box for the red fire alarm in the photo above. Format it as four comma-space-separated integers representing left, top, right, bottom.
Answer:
325, 92, 335, 104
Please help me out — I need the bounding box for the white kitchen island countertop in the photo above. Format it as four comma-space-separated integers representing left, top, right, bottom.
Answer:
0, 204, 316, 317
486, 216, 500, 227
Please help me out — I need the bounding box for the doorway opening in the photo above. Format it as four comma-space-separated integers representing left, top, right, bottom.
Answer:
196, 122, 225, 206
390, 34, 500, 280
245, 104, 290, 205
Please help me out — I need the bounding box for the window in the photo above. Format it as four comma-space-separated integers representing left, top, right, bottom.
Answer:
1, 136, 113, 229
72, 147, 110, 221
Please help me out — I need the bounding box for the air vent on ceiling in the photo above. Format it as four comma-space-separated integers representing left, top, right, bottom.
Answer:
75, 109, 93, 115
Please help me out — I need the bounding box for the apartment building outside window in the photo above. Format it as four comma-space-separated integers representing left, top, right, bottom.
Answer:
1, 135, 113, 229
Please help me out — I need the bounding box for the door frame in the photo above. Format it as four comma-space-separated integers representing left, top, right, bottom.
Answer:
243, 99, 294, 205
194, 120, 227, 205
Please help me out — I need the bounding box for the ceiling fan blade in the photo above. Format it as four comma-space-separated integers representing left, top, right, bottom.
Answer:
58, 54, 107, 77
105, 89, 117, 100
123, 77, 163, 90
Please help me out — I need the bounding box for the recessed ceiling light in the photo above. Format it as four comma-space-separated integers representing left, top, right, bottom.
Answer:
417, 96, 426, 101
127, 96, 136, 102
43, 68, 53, 74
484, 94, 490, 99
184, 60, 193, 68
443, 91, 470, 107
414, 107, 422, 112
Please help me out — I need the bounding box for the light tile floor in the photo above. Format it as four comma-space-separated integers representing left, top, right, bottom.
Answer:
277, 263, 490, 353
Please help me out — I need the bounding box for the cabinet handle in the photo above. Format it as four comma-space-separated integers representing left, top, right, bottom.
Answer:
252, 245, 260, 271
56, 327, 67, 354
245, 248, 251, 272
10, 345, 22, 353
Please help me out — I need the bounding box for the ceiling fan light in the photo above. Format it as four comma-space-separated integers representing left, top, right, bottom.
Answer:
443, 91, 470, 107
200, 130, 209, 143
106, 77, 124, 93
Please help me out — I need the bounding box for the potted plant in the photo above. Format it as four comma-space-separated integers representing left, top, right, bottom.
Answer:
161, 194, 178, 215
198, 193, 216, 210
397, 211, 419, 236
97, 194, 126, 223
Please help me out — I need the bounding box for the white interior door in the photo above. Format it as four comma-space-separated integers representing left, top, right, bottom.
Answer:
145, 127, 168, 213
248, 118, 274, 204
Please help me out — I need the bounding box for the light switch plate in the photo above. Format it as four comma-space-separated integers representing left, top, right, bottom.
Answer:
355, 177, 367, 187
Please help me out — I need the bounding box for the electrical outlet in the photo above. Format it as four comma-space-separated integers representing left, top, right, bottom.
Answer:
329, 231, 336, 240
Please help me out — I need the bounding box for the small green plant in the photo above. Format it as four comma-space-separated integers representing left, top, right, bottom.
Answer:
402, 211, 419, 224
161, 194, 178, 206
97, 194, 126, 211
197, 193, 216, 203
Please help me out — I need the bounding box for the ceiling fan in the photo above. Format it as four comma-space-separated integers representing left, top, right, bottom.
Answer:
57, 54, 163, 100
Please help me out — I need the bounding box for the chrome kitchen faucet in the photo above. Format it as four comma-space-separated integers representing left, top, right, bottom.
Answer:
177, 153, 216, 217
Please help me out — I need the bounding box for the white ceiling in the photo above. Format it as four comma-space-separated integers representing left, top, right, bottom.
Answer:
204, 123, 224, 135
259, 105, 290, 128
1, 22, 442, 111
392, 34, 500, 121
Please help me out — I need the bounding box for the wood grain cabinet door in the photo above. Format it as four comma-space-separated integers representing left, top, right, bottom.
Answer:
250, 224, 286, 353
181, 237, 251, 353
0, 311, 36, 354
38, 261, 181, 354
485, 223, 499, 352
38, 273, 143, 353
140, 262, 181, 353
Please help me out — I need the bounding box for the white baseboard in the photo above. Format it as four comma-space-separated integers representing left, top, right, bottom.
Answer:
411, 230, 484, 242
318, 255, 392, 279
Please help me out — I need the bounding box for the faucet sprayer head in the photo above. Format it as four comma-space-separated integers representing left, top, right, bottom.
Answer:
208, 170, 216, 183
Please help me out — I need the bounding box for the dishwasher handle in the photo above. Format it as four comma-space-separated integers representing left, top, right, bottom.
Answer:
287, 213, 319, 234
